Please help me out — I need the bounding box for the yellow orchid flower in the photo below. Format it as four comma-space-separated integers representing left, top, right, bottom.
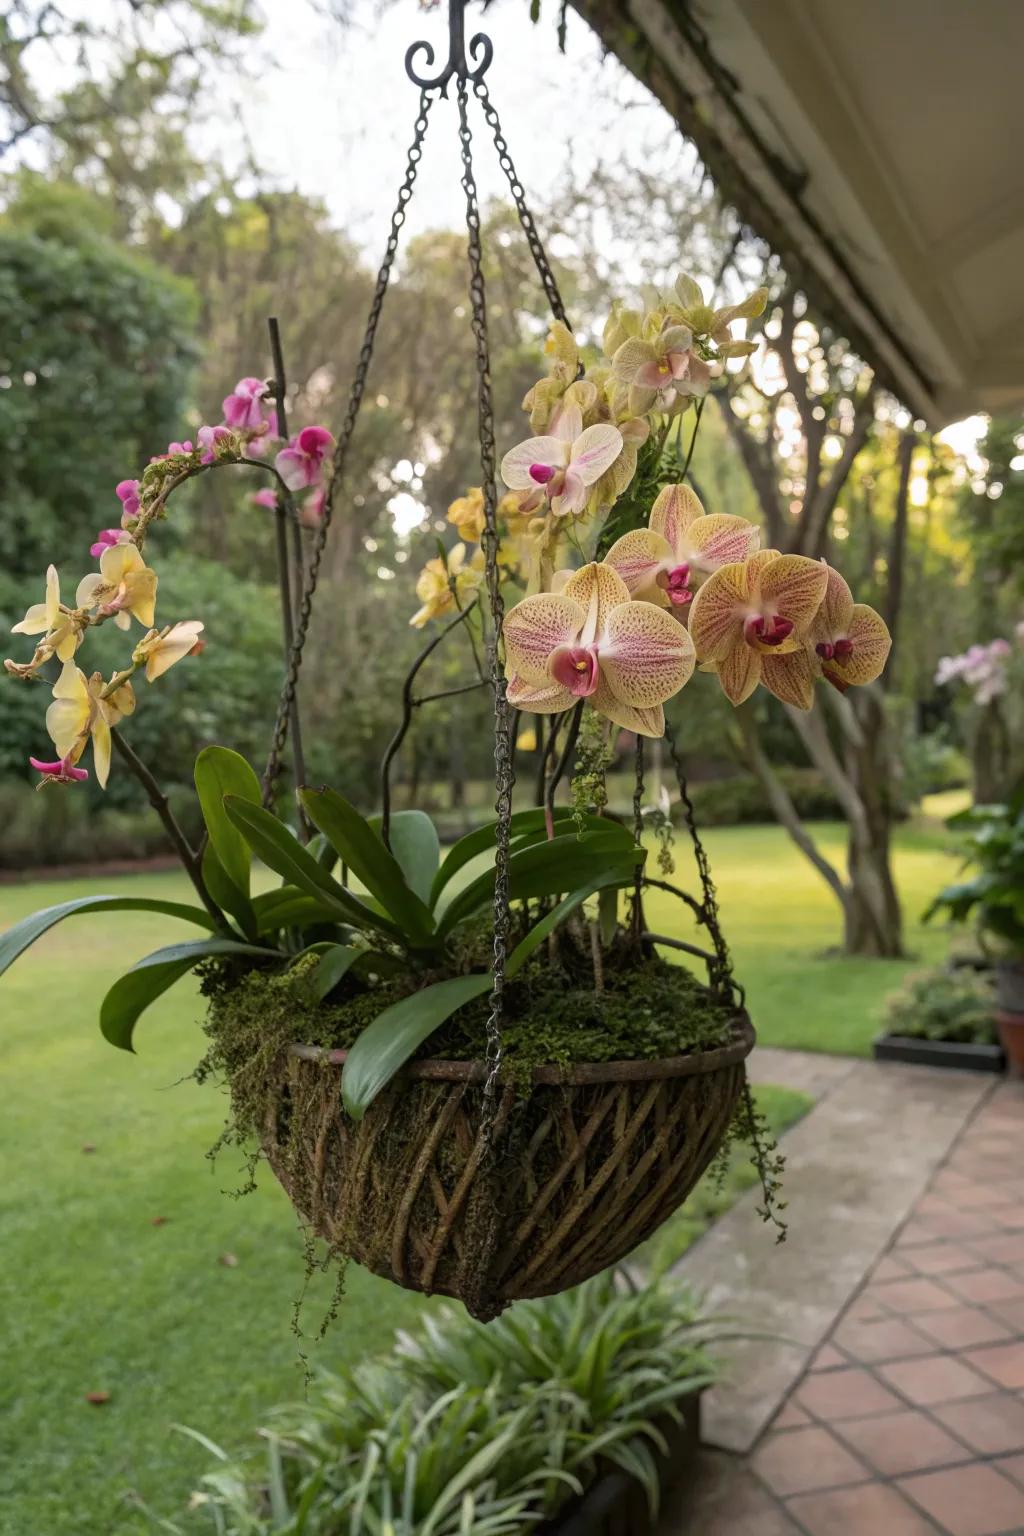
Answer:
669, 273, 768, 352
447, 487, 486, 542
77, 543, 158, 631
45, 661, 136, 789
11, 565, 81, 662
810, 566, 891, 694
133, 621, 205, 682
409, 543, 485, 629
605, 483, 761, 614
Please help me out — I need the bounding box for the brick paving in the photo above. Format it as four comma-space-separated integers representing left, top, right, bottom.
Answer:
666, 1080, 1024, 1535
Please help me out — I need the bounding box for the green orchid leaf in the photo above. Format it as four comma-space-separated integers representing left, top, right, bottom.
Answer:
505, 871, 633, 978
367, 810, 441, 906
251, 887, 353, 935
300, 787, 436, 944
201, 842, 258, 941
311, 944, 362, 999
194, 746, 262, 902
341, 973, 493, 1121
436, 829, 641, 938
224, 797, 402, 943
100, 937, 281, 1052
431, 808, 585, 908
0, 896, 219, 982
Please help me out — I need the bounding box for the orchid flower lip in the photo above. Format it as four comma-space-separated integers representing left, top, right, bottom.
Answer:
529, 462, 556, 485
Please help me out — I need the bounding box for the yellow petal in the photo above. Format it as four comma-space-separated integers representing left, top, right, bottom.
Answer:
561, 563, 631, 646
506, 674, 576, 712
503, 593, 585, 686
591, 676, 665, 738
716, 644, 762, 706
91, 712, 112, 789
686, 513, 761, 572
11, 602, 49, 637
829, 605, 892, 687
604, 528, 673, 604
761, 649, 817, 709
76, 573, 104, 610
611, 336, 657, 384
126, 570, 158, 628
758, 554, 829, 632
687, 561, 755, 661
600, 600, 695, 709
812, 563, 855, 642
54, 622, 79, 662
52, 658, 88, 703
99, 543, 144, 585
649, 483, 705, 556
45, 565, 61, 630
145, 621, 204, 682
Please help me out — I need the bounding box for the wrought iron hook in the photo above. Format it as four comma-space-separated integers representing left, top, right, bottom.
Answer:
405, 0, 493, 95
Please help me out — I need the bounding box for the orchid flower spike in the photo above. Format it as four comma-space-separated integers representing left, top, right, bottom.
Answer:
811, 565, 891, 694
688, 551, 829, 709
503, 561, 696, 738
275, 426, 334, 491
500, 404, 622, 519
605, 484, 760, 617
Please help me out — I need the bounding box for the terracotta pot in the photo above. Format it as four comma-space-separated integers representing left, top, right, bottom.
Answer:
995, 960, 1024, 1016
996, 1010, 1024, 1079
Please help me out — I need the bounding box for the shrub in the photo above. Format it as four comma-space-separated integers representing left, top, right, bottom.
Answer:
883, 966, 997, 1044
680, 768, 844, 827
150, 1272, 720, 1534
0, 780, 202, 871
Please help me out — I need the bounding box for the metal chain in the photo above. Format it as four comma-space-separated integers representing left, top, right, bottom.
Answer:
457, 76, 513, 1137
473, 79, 570, 327
261, 92, 435, 805
663, 714, 743, 1006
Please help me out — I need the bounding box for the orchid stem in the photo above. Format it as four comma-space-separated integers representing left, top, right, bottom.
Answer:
544, 700, 583, 834
110, 730, 228, 931
680, 395, 707, 483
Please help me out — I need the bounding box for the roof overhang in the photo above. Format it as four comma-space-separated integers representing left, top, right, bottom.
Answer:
573, 0, 1024, 427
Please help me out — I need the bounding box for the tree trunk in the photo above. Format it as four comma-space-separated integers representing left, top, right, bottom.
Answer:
972, 700, 1012, 804
841, 691, 904, 956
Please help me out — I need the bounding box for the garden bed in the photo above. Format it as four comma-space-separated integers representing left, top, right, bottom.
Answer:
873, 1033, 1005, 1073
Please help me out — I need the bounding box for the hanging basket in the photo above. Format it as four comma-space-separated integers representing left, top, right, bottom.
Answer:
259, 1015, 754, 1321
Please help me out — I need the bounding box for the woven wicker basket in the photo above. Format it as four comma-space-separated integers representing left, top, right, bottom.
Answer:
261, 1015, 755, 1320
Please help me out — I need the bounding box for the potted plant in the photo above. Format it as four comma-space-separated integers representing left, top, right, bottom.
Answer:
926, 797, 1024, 1069
0, 20, 891, 1318
873, 965, 1002, 1073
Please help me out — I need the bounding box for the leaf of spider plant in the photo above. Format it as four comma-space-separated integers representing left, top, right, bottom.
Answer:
100, 937, 281, 1052
0, 895, 219, 983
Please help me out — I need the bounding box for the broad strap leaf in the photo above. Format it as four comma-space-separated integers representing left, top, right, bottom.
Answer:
194, 746, 262, 903
311, 944, 362, 999
0, 896, 219, 982
505, 871, 634, 977
201, 842, 258, 940
100, 937, 280, 1052
367, 810, 441, 906
300, 787, 436, 944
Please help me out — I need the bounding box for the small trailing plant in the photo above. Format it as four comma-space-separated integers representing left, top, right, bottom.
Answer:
139, 1271, 720, 1534
884, 966, 996, 1046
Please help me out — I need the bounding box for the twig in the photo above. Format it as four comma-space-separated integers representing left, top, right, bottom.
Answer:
413, 680, 489, 706
640, 876, 706, 923
680, 395, 706, 483
110, 731, 228, 931
380, 601, 481, 848
642, 931, 719, 967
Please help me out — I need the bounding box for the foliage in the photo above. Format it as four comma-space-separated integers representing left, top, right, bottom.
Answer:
0, 177, 197, 576
926, 798, 1024, 958
156, 1271, 721, 1534
685, 767, 845, 827
883, 965, 996, 1045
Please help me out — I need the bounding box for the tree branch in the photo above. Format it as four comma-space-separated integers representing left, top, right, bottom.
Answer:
716, 390, 784, 546
884, 429, 915, 687
800, 384, 877, 556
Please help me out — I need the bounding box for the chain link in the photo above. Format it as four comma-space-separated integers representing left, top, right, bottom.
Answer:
473, 79, 570, 327
457, 77, 512, 1138
261, 92, 435, 805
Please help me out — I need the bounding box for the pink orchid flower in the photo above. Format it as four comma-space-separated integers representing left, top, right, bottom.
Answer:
689, 551, 829, 709
503, 561, 696, 738
247, 409, 280, 458
116, 480, 141, 525
29, 753, 89, 784
250, 488, 278, 510
500, 404, 623, 519
810, 565, 891, 695
275, 426, 335, 491
197, 424, 232, 464
223, 377, 270, 431
90, 528, 132, 559
605, 483, 760, 616
301, 487, 326, 528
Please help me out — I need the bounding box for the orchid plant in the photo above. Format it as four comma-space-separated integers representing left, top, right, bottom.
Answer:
411, 272, 892, 734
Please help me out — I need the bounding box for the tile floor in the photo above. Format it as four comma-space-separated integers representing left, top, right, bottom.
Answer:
667, 1081, 1024, 1535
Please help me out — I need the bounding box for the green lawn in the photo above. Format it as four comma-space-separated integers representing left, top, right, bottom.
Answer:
0, 808, 958, 1532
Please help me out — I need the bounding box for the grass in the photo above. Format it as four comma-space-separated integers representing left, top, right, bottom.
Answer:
0, 806, 959, 1531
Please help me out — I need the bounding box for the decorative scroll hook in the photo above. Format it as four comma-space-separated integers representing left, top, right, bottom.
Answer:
405, 0, 494, 95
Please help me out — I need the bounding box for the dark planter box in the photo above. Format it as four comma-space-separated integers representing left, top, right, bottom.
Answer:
873, 1033, 1005, 1074
540, 1392, 702, 1536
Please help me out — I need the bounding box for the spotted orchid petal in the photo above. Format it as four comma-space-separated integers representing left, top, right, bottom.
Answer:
590, 677, 665, 739
823, 605, 892, 690
500, 434, 568, 491
503, 592, 585, 686
561, 563, 631, 647
715, 645, 762, 706
649, 483, 705, 554
686, 514, 761, 573
506, 674, 576, 712
761, 649, 817, 710
600, 600, 695, 709
687, 560, 757, 661
811, 565, 855, 644
568, 424, 623, 487
758, 554, 829, 633
605, 529, 675, 605
611, 336, 657, 384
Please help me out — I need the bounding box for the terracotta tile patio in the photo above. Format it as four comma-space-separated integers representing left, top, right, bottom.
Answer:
663, 1080, 1024, 1535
